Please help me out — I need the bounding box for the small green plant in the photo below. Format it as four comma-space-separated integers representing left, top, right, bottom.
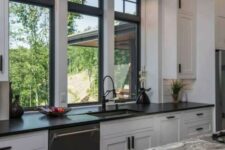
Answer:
171, 80, 185, 102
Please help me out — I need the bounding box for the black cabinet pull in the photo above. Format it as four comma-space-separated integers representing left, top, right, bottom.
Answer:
127, 137, 131, 150
178, 64, 182, 73
196, 113, 204, 116
178, 0, 182, 9
0, 55, 3, 72
0, 147, 12, 150
167, 116, 175, 119
196, 127, 203, 131
131, 136, 135, 149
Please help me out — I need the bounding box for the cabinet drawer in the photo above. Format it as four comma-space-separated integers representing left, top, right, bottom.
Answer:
0, 131, 48, 150
183, 108, 211, 122
101, 116, 153, 137
183, 121, 212, 138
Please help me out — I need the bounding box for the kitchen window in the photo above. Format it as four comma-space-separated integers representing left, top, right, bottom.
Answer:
68, 0, 99, 8
114, 20, 138, 99
115, 0, 139, 15
9, 0, 54, 108
67, 1, 103, 105
114, 0, 140, 101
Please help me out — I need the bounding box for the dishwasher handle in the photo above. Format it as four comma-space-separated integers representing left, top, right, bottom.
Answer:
52, 128, 99, 140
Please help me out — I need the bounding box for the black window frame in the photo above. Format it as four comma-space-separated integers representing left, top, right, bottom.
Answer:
114, 0, 141, 102
67, 0, 104, 107
115, 0, 140, 16
9, 0, 55, 110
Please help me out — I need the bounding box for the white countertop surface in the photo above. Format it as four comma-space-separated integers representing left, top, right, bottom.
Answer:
147, 135, 225, 150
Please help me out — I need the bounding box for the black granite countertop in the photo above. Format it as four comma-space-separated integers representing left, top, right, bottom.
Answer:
0, 102, 214, 137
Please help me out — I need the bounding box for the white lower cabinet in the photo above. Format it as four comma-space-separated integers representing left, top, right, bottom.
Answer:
0, 131, 48, 150
133, 130, 156, 150
157, 114, 181, 145
101, 129, 156, 150
100, 107, 213, 150
102, 135, 129, 150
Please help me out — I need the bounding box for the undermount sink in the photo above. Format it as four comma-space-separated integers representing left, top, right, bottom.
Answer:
88, 109, 141, 118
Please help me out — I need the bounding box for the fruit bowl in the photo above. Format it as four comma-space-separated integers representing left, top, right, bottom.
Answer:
38, 107, 71, 117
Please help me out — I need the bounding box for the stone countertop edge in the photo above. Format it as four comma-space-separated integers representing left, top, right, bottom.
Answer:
0, 102, 214, 137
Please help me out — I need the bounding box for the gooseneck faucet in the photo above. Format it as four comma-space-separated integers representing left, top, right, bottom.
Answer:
102, 75, 117, 112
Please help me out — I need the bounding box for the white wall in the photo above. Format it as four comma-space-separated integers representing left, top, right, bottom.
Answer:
186, 0, 215, 104
141, 0, 162, 103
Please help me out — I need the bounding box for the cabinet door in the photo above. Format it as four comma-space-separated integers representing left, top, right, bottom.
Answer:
177, 14, 196, 79
101, 136, 129, 150
133, 130, 156, 150
216, 17, 225, 50
0, 131, 48, 150
0, 0, 8, 81
158, 114, 181, 145
178, 0, 194, 15
216, 0, 225, 18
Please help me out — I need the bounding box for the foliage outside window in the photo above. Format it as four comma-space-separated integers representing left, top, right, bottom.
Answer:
9, 2, 51, 107
67, 12, 99, 104
114, 20, 138, 99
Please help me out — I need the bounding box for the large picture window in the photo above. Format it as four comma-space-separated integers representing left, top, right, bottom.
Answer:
114, 0, 140, 101
114, 20, 138, 99
67, 13, 99, 104
67, 1, 102, 105
9, 1, 53, 108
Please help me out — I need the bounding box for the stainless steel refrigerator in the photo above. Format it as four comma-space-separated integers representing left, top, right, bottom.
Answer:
216, 50, 225, 131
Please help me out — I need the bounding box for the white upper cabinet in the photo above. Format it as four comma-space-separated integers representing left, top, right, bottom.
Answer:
215, 0, 225, 18
177, 14, 196, 79
216, 17, 225, 50
0, 0, 9, 81
162, 0, 196, 79
215, 0, 225, 50
178, 0, 194, 15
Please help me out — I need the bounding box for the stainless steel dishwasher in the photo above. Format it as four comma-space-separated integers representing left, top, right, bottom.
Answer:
49, 124, 100, 150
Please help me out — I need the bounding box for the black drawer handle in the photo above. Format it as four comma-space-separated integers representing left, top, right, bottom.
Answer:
131, 136, 135, 149
196, 113, 204, 116
167, 116, 175, 119
178, 64, 182, 73
196, 128, 203, 131
127, 137, 131, 150
0, 147, 12, 150
178, 0, 182, 9
0, 55, 3, 72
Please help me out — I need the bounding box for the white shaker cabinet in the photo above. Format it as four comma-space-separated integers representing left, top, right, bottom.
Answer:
216, 17, 225, 50
162, 0, 196, 79
177, 13, 196, 79
156, 114, 181, 145
215, 0, 225, 50
215, 0, 225, 18
0, 0, 9, 81
102, 135, 129, 150
100, 116, 156, 150
178, 0, 194, 15
0, 131, 48, 150
133, 130, 156, 150
101, 129, 156, 150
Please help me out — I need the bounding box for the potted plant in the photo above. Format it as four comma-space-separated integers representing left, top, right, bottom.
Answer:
170, 80, 185, 103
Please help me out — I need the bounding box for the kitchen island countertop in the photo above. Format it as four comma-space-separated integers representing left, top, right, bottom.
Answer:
148, 135, 225, 150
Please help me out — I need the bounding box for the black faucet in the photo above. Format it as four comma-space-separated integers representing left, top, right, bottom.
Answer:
102, 75, 117, 112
